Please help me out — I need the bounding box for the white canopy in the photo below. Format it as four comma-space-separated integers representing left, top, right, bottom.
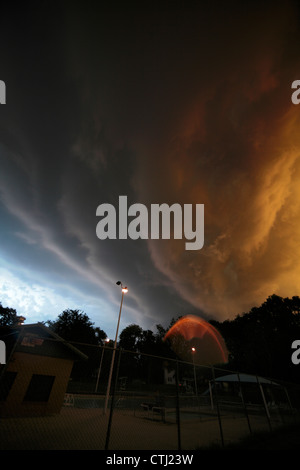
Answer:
215, 373, 279, 386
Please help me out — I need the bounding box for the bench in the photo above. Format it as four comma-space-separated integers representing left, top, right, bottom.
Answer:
141, 399, 166, 422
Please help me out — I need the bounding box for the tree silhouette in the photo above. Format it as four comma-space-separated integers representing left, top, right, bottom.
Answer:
0, 303, 19, 326
47, 309, 107, 379
119, 324, 143, 351
212, 295, 300, 382
47, 309, 104, 344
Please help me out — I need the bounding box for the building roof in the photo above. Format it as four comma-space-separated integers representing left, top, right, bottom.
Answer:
0, 322, 88, 362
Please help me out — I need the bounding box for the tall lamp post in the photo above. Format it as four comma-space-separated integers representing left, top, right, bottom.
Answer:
104, 281, 128, 414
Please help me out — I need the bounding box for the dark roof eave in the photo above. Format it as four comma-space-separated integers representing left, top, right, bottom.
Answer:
15, 323, 89, 361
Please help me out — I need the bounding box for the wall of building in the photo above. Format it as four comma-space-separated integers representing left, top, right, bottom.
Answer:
0, 351, 74, 417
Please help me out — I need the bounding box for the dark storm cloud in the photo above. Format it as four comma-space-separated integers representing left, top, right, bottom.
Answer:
0, 2, 193, 332
1, 1, 300, 336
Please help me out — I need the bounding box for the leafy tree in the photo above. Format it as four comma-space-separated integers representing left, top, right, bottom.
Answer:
47, 309, 107, 379
155, 316, 185, 359
47, 309, 106, 345
0, 303, 19, 326
118, 324, 142, 381
139, 329, 156, 354
119, 324, 143, 351
118, 321, 178, 385
94, 327, 108, 344
213, 294, 300, 382
155, 323, 167, 340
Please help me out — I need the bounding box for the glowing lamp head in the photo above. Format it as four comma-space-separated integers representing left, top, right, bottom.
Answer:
116, 281, 128, 293
191, 347, 196, 352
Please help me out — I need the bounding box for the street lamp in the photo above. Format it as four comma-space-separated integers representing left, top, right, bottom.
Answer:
95, 337, 110, 393
191, 347, 198, 397
104, 281, 128, 414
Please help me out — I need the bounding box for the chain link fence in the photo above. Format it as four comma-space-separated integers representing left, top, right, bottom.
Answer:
0, 333, 299, 450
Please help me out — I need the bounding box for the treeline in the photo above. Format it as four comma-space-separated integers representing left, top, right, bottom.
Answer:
212, 294, 300, 383
1, 294, 300, 383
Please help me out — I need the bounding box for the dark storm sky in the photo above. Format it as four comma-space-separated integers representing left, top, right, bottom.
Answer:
1, 1, 300, 339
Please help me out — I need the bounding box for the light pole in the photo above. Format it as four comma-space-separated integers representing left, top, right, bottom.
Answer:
95, 337, 110, 393
104, 281, 128, 414
191, 347, 198, 397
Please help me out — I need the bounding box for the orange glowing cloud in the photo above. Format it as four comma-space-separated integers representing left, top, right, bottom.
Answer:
164, 315, 228, 365
134, 3, 300, 323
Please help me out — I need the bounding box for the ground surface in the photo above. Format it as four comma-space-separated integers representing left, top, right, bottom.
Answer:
0, 405, 288, 450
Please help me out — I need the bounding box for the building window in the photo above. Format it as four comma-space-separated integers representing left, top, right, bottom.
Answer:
0, 371, 17, 401
24, 374, 55, 402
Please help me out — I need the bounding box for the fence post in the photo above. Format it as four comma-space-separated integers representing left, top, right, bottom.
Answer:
105, 348, 122, 450
256, 375, 272, 432
237, 372, 252, 434
283, 386, 294, 415
175, 360, 181, 451
211, 366, 224, 447
209, 380, 214, 410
